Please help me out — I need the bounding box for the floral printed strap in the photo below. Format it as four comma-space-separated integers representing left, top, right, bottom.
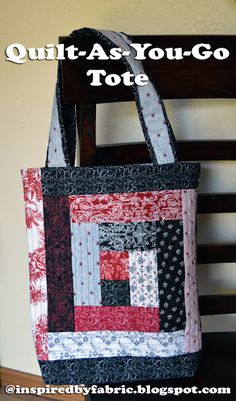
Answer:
46, 28, 178, 168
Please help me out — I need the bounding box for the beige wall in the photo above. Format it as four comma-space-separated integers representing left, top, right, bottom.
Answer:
0, 0, 236, 375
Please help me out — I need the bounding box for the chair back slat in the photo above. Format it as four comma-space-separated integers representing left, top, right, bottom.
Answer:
198, 193, 236, 214
199, 295, 236, 316
61, 35, 236, 103
93, 141, 236, 166
197, 244, 236, 264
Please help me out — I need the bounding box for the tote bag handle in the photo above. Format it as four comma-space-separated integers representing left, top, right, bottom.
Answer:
46, 28, 178, 168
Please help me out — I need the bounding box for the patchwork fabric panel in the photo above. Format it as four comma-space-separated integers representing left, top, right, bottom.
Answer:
22, 168, 201, 385
68, 191, 185, 335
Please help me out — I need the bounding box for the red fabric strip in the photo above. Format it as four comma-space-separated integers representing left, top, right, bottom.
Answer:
100, 250, 129, 280
69, 190, 182, 223
74, 306, 160, 332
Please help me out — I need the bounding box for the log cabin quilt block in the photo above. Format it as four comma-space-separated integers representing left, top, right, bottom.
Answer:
22, 166, 201, 384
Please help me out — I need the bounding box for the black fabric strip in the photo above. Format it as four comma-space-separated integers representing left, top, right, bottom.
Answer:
101, 280, 131, 306
39, 351, 201, 385
157, 220, 186, 332
41, 162, 200, 196
43, 196, 75, 332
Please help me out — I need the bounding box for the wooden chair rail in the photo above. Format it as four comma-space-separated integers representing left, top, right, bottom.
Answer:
197, 193, 236, 214
197, 244, 236, 264
77, 106, 236, 165
199, 294, 236, 315
94, 141, 236, 165
61, 35, 236, 104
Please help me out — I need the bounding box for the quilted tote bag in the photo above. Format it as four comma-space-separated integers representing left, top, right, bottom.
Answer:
21, 28, 202, 385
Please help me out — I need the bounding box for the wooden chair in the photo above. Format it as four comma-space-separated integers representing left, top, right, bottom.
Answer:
61, 34, 236, 399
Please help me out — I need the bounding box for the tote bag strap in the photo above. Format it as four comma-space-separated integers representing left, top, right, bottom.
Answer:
46, 28, 178, 167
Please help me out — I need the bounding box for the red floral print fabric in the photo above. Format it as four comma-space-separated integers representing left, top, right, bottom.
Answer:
69, 190, 182, 224
21, 168, 48, 360
100, 250, 129, 280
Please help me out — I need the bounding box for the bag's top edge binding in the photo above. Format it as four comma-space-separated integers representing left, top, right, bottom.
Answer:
23, 161, 201, 171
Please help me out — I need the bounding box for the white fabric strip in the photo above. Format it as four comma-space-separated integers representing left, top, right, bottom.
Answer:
71, 222, 101, 306
129, 249, 159, 307
48, 330, 186, 360
182, 189, 202, 353
100, 30, 175, 165
47, 92, 67, 167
